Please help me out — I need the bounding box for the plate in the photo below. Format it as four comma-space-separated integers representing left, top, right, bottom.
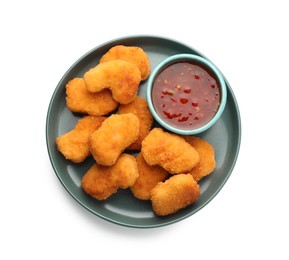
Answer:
46, 35, 241, 228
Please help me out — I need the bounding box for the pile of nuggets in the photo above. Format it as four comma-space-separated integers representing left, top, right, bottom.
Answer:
56, 45, 216, 217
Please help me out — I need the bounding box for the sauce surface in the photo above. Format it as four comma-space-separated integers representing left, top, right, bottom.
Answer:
152, 62, 220, 130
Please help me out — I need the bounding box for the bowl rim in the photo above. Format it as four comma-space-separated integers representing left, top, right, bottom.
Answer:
146, 53, 227, 135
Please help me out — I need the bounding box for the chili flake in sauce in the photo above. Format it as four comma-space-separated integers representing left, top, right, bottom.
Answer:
152, 62, 220, 130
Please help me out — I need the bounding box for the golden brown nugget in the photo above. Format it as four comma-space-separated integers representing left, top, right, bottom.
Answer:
56, 116, 105, 163
130, 153, 169, 200
151, 174, 200, 216
83, 60, 141, 104
81, 154, 139, 200
141, 128, 200, 174
100, 45, 151, 80
118, 97, 153, 150
184, 136, 216, 182
90, 113, 139, 166
66, 78, 118, 116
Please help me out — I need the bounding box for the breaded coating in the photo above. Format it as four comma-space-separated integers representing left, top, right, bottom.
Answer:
184, 136, 216, 182
151, 174, 200, 216
100, 45, 151, 80
118, 96, 153, 150
81, 154, 139, 200
141, 128, 200, 174
66, 78, 118, 116
56, 116, 105, 163
90, 113, 140, 166
83, 60, 141, 104
130, 153, 169, 200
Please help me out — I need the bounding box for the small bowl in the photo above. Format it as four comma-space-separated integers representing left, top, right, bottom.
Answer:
147, 54, 227, 135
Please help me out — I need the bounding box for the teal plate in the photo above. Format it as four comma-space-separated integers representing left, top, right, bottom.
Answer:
46, 35, 241, 228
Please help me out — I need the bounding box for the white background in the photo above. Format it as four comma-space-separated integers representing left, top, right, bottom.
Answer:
1, 0, 288, 259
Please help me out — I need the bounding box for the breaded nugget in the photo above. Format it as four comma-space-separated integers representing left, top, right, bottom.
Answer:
66, 78, 118, 116
130, 153, 169, 200
100, 45, 151, 80
90, 113, 139, 166
184, 136, 216, 182
56, 116, 105, 163
151, 174, 200, 216
83, 60, 141, 104
118, 96, 153, 150
81, 154, 139, 200
141, 128, 200, 174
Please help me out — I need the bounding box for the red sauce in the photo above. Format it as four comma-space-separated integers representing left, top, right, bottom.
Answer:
152, 61, 220, 130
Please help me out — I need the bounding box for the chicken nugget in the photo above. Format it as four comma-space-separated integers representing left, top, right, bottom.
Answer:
90, 113, 139, 166
81, 154, 139, 200
83, 60, 141, 104
184, 136, 216, 182
66, 78, 118, 116
130, 153, 169, 200
151, 174, 200, 216
100, 45, 151, 80
141, 128, 200, 174
56, 116, 105, 163
118, 96, 153, 150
